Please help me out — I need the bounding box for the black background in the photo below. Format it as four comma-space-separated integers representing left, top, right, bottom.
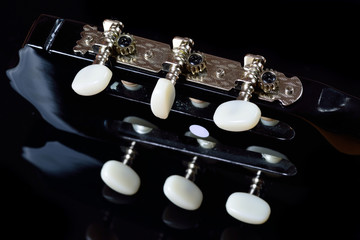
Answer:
1, 1, 360, 239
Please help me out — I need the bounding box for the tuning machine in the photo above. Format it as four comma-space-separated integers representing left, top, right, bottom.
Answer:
72, 19, 303, 132
100, 117, 157, 195
213, 54, 303, 132
150, 37, 200, 119
225, 146, 289, 225
162, 126, 217, 211
72, 20, 137, 96
213, 55, 264, 132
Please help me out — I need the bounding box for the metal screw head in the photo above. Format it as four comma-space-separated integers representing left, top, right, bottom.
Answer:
285, 86, 294, 95
144, 50, 153, 59
216, 68, 226, 78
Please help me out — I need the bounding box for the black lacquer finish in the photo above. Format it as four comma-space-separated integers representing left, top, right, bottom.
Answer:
24, 15, 360, 142
2, 5, 360, 240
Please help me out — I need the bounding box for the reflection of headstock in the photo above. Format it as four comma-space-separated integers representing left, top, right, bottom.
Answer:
7, 15, 360, 225
102, 116, 294, 224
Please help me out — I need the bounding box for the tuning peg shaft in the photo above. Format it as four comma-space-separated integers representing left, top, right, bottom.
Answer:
150, 37, 193, 119
72, 20, 123, 96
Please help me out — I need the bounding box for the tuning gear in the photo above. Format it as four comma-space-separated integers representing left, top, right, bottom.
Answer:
150, 37, 194, 119
116, 33, 136, 56
72, 20, 124, 96
186, 52, 206, 75
259, 70, 279, 93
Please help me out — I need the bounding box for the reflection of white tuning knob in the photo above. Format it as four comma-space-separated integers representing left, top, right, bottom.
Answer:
100, 160, 140, 196
213, 100, 261, 132
163, 175, 203, 211
150, 78, 176, 119
247, 146, 288, 164
72, 64, 112, 96
226, 192, 271, 225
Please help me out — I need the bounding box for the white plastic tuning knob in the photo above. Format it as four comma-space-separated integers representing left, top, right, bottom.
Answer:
163, 175, 203, 211
72, 64, 113, 96
213, 100, 261, 132
226, 192, 271, 225
150, 78, 176, 119
100, 160, 140, 196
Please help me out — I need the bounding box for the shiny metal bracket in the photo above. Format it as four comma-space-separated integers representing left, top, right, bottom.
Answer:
73, 20, 303, 106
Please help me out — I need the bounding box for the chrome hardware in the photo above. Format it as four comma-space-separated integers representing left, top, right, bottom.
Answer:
257, 71, 303, 106
74, 20, 171, 73
73, 19, 303, 107
94, 20, 123, 65
185, 156, 200, 182
187, 52, 207, 74
116, 33, 136, 56
164, 37, 194, 85
73, 25, 103, 55
249, 170, 264, 196
237, 54, 266, 101
73, 20, 123, 65
259, 70, 279, 93
122, 141, 137, 166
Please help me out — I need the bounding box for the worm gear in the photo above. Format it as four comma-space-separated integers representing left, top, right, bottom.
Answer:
116, 33, 136, 56
186, 52, 207, 75
258, 69, 279, 93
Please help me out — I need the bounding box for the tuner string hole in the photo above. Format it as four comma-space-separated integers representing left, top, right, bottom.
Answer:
121, 80, 142, 91
189, 97, 210, 108
260, 116, 280, 127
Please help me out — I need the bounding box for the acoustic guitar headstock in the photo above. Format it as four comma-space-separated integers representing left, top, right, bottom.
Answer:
7, 15, 360, 225
72, 19, 302, 126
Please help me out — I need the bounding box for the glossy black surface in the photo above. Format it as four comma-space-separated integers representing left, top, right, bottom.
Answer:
2, 1, 360, 239
23, 15, 360, 144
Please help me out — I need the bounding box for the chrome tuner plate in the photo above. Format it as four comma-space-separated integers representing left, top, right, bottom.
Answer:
73, 20, 303, 107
